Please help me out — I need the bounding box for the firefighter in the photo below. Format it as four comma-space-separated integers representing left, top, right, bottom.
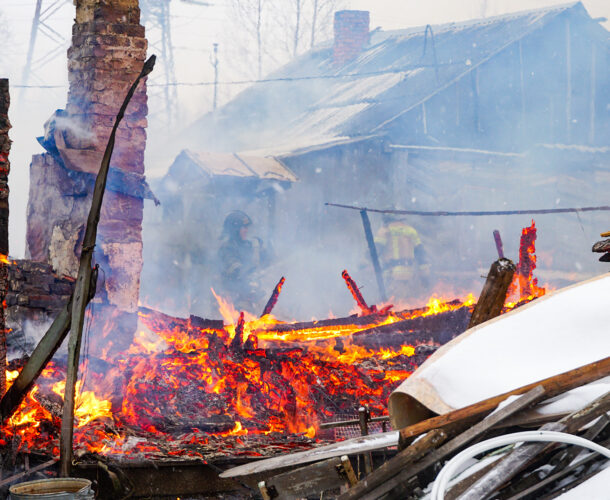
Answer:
374, 215, 430, 297
218, 210, 268, 311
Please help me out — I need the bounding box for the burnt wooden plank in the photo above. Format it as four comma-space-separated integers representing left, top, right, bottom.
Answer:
398, 356, 610, 444
339, 429, 448, 500
504, 440, 610, 500
460, 390, 610, 500
259, 455, 356, 499
348, 385, 547, 500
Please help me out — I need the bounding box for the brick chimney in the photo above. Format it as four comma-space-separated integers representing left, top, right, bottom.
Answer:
26, 0, 149, 356
333, 10, 370, 66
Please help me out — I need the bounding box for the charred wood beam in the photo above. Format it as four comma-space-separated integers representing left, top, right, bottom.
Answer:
460, 390, 610, 500
261, 277, 285, 318
468, 258, 516, 329
59, 55, 156, 477
493, 229, 505, 259
255, 307, 470, 354
341, 386, 547, 500
252, 299, 467, 335
341, 270, 373, 315
496, 415, 610, 500
252, 312, 390, 334
503, 438, 610, 500
352, 306, 470, 348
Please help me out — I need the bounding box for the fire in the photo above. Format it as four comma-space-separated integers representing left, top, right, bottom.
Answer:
506, 220, 547, 306
0, 253, 12, 265
51, 381, 112, 428
0, 251, 542, 461
222, 421, 248, 437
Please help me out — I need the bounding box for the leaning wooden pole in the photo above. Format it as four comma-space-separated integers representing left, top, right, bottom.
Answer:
468, 257, 516, 329
59, 55, 155, 477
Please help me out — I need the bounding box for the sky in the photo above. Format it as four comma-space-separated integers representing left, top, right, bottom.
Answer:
0, 0, 609, 258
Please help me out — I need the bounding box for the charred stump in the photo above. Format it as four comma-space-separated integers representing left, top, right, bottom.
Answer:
468, 258, 516, 329
0, 79, 10, 398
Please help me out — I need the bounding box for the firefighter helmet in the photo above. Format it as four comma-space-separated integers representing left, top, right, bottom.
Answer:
222, 210, 252, 239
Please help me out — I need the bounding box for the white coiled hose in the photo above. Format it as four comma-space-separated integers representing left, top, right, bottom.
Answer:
430, 430, 610, 500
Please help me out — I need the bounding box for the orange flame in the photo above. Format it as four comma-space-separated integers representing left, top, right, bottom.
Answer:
0, 282, 536, 460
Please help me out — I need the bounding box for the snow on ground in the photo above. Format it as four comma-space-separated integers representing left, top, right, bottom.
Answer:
554, 463, 610, 499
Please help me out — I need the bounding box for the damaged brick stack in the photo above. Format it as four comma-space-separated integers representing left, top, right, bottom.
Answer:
0, 79, 10, 397
26, 0, 150, 355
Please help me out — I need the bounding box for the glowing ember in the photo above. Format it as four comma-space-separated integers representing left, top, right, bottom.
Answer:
0, 286, 531, 461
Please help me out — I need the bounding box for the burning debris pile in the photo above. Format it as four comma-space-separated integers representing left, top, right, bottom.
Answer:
221, 273, 610, 500
1, 290, 476, 462
0, 219, 548, 488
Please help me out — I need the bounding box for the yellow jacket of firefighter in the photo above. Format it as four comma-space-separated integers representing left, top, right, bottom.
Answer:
374, 222, 422, 280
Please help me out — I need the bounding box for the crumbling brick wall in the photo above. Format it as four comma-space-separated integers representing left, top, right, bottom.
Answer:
6, 261, 74, 360
25, 0, 148, 352
0, 79, 10, 396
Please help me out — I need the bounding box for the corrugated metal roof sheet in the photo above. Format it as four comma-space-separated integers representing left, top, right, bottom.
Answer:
187, 2, 605, 154
300, 2, 584, 138
183, 150, 298, 182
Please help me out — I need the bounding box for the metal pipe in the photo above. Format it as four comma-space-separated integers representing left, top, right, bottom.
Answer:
359, 210, 387, 303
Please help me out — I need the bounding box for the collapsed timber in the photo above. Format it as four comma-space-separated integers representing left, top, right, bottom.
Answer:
0, 222, 549, 497
220, 357, 610, 500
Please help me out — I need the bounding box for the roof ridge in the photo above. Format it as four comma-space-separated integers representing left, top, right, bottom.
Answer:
372, 1, 581, 40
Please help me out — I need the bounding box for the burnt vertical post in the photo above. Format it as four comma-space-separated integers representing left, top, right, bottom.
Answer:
359, 210, 387, 303
493, 229, 505, 259
0, 79, 10, 398
358, 405, 373, 474
468, 258, 516, 329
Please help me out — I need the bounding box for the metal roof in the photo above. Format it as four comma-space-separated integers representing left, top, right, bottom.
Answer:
182, 150, 298, 182
186, 2, 606, 154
